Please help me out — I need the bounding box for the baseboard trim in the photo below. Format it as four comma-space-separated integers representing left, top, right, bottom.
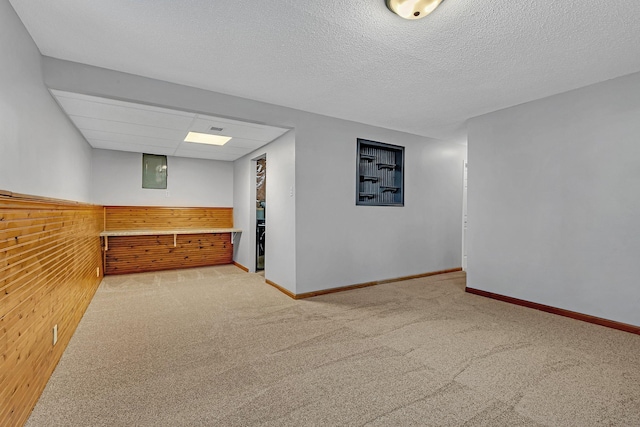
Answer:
465, 287, 640, 335
265, 279, 296, 299
266, 268, 463, 300
232, 261, 249, 272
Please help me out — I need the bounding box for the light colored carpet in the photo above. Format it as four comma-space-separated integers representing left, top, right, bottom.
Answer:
26, 266, 640, 426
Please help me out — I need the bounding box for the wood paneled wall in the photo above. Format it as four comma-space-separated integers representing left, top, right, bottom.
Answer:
105, 233, 232, 275
103, 206, 235, 275
0, 192, 103, 427
104, 206, 233, 230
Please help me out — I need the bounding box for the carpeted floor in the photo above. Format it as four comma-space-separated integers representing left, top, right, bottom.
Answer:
27, 266, 640, 426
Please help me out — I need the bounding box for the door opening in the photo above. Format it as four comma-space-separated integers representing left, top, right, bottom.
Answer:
462, 161, 468, 271
256, 157, 266, 271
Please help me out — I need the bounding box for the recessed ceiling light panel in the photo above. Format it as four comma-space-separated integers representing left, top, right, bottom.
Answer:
386, 0, 444, 20
184, 131, 232, 146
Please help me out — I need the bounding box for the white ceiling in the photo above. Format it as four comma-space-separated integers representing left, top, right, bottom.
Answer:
50, 90, 290, 161
10, 0, 640, 142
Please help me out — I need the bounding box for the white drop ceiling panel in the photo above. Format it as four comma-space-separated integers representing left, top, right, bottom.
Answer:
188, 117, 290, 142
54, 94, 195, 129
174, 142, 253, 155
218, 137, 281, 150
51, 90, 290, 161
172, 150, 242, 162
80, 130, 178, 148
69, 116, 190, 141
53, 91, 193, 117
176, 137, 278, 153
89, 140, 176, 156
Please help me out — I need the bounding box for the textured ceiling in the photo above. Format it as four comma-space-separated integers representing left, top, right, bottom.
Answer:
10, 0, 640, 141
51, 91, 290, 161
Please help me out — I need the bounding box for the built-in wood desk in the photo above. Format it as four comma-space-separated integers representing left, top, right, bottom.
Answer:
100, 228, 242, 275
100, 228, 242, 250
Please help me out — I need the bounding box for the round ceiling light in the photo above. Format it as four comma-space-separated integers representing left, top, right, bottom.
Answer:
386, 0, 444, 20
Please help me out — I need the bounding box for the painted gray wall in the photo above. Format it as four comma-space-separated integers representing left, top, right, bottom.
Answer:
232, 149, 253, 271
467, 71, 640, 326
295, 119, 466, 293
233, 131, 296, 291
91, 149, 233, 206
0, 2, 92, 201
44, 58, 466, 294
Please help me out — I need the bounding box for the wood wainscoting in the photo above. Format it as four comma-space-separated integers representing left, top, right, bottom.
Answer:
104, 206, 233, 230
104, 233, 232, 275
103, 206, 235, 275
0, 191, 103, 427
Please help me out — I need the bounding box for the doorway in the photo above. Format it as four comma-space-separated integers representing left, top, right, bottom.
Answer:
256, 156, 266, 271
462, 161, 468, 271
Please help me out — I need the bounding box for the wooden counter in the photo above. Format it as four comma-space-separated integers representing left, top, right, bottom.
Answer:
101, 206, 240, 275
100, 228, 241, 250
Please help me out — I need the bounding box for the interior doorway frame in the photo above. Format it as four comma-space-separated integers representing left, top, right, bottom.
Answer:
255, 155, 266, 271
250, 153, 267, 273
462, 160, 468, 271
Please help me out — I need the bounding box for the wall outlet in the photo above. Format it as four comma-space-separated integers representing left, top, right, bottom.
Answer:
53, 324, 58, 345
96, 266, 100, 277
165, 190, 170, 197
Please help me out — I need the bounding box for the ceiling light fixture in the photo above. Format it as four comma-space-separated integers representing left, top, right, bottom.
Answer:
386, 0, 444, 20
184, 131, 232, 146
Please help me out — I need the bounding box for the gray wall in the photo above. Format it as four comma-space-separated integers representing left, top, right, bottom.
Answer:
92, 149, 233, 206
0, 1, 93, 201
295, 118, 466, 293
233, 131, 296, 291
43, 58, 466, 294
467, 71, 640, 326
